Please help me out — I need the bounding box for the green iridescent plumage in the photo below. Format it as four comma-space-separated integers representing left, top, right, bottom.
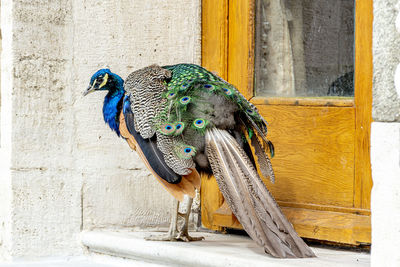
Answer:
125, 63, 273, 167
155, 65, 265, 129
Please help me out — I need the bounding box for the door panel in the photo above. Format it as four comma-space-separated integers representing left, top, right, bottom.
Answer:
258, 105, 355, 207
201, 0, 372, 245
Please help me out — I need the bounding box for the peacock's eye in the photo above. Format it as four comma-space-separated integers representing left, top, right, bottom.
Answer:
184, 148, 192, 153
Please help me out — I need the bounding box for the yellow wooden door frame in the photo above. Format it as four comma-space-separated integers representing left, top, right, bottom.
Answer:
201, 0, 372, 245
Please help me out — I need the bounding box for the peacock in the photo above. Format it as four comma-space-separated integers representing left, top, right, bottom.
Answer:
83, 63, 315, 258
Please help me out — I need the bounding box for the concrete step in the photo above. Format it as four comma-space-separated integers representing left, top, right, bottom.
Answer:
0, 255, 156, 267
81, 230, 370, 267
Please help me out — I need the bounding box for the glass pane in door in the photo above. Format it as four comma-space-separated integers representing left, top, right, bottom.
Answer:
254, 0, 355, 97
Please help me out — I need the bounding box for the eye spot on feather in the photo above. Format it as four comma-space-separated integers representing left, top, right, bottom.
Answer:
247, 109, 255, 115
203, 84, 215, 91
180, 83, 189, 91
159, 123, 175, 135
179, 96, 191, 105
166, 92, 176, 99
233, 94, 241, 102
222, 87, 233, 96
193, 118, 208, 129
173, 122, 185, 135
176, 145, 196, 159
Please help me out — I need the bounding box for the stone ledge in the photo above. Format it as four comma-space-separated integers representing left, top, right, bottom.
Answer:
81, 230, 370, 267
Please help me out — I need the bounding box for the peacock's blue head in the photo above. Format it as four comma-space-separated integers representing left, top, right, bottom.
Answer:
83, 68, 124, 96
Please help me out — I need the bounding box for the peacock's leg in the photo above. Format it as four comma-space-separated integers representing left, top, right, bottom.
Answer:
145, 199, 179, 241
175, 197, 204, 242
145, 198, 203, 242
167, 198, 179, 238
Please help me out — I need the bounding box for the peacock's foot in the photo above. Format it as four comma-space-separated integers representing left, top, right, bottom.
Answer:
145, 231, 204, 242
146, 197, 204, 242
176, 231, 204, 242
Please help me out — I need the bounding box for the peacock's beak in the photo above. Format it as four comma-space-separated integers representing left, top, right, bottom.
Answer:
82, 84, 95, 96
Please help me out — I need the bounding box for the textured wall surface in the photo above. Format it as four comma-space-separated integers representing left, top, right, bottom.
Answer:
0, 0, 82, 259
371, 122, 400, 267
0, 0, 201, 260
371, 1, 400, 266
72, 0, 201, 229
0, 1, 13, 260
373, 0, 400, 121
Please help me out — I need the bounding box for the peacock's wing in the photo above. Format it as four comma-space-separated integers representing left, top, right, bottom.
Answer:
159, 63, 275, 182
124, 64, 195, 176
121, 95, 181, 184
124, 64, 171, 139
119, 95, 199, 201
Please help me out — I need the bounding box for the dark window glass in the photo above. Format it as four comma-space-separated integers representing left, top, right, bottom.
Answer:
254, 0, 355, 97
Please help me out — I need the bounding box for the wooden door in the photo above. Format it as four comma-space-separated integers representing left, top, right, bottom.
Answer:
201, 0, 372, 245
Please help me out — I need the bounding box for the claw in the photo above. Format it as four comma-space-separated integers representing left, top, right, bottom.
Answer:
145, 197, 204, 242
145, 232, 204, 242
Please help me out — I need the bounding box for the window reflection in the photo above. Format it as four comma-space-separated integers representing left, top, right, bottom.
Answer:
254, 0, 355, 97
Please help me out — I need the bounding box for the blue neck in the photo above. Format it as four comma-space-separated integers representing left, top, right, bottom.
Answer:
102, 78, 125, 136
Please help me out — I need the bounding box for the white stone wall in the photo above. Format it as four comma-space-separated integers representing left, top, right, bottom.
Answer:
1, 0, 82, 260
371, 123, 400, 267
0, 0, 201, 260
72, 0, 201, 229
0, 1, 13, 260
371, 0, 400, 266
